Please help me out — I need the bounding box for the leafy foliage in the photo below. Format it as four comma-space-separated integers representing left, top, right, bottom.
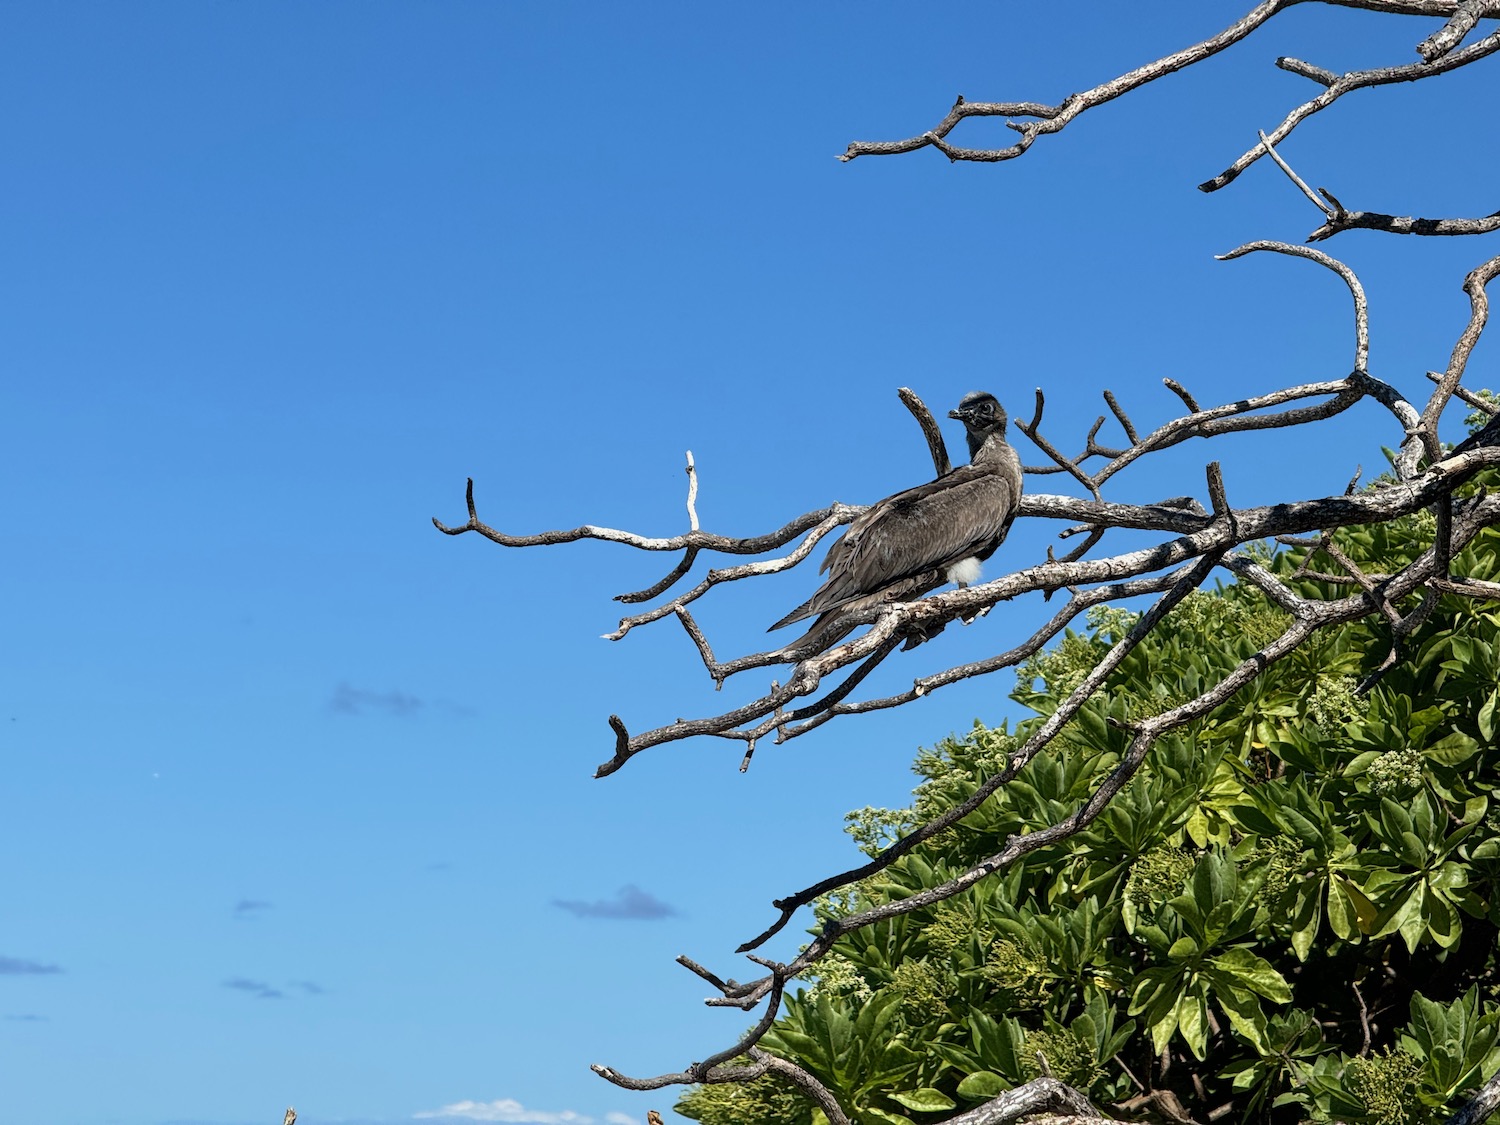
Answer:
678, 466, 1500, 1125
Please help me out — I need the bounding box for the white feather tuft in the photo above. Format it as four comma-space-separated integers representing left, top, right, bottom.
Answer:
946, 557, 983, 587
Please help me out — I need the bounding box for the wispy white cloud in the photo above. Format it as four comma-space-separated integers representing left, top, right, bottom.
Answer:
414, 1098, 596, 1123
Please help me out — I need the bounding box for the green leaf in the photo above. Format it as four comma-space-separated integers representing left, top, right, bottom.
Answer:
1213, 983, 1270, 1053
955, 1072, 1007, 1101
1408, 991, 1449, 1054
1289, 883, 1323, 962
1177, 990, 1209, 1059
1479, 689, 1498, 742
1381, 798, 1415, 844
1281, 806, 1325, 850
1372, 886, 1427, 953
1148, 999, 1180, 1056
1168, 936, 1201, 963
1328, 875, 1378, 939
1211, 947, 1293, 1003
1425, 888, 1460, 949
1186, 808, 1210, 848
1397, 830, 1429, 869
1427, 729, 1481, 766
889, 1089, 955, 1113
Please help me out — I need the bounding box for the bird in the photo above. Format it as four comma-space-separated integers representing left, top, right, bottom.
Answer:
770, 391, 1023, 649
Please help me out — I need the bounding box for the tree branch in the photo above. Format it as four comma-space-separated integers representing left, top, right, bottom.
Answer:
1201, 28, 1500, 191
834, 0, 1497, 193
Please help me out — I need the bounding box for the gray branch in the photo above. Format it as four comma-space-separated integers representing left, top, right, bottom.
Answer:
832, 0, 1497, 199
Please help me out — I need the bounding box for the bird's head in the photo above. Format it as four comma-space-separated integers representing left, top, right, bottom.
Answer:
950, 391, 1008, 461
949, 391, 1007, 433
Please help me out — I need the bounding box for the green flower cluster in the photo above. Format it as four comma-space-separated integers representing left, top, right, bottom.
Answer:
1367, 746, 1424, 796
1254, 834, 1304, 900
1346, 1049, 1422, 1125
1022, 1027, 1100, 1090
1124, 846, 1195, 914
802, 951, 873, 1005
1308, 674, 1364, 732
981, 937, 1049, 1009
891, 958, 954, 1020
676, 1066, 812, 1125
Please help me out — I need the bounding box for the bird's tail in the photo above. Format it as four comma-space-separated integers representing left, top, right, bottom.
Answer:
768, 597, 816, 632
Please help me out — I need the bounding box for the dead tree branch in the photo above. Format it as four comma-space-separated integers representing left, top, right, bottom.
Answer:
1260, 127, 1500, 243
835, 0, 1499, 207
1203, 28, 1500, 191
1418, 0, 1500, 60
941, 1078, 1106, 1124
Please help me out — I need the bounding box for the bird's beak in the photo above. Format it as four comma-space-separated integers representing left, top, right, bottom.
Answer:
948, 408, 966, 421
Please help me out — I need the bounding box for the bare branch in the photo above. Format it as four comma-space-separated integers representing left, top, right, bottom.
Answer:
1216, 241, 1369, 372
899, 386, 953, 477
1257, 130, 1333, 216
1277, 56, 1339, 85
942, 1078, 1106, 1124
1308, 205, 1500, 243
1446, 1065, 1500, 1125
1163, 378, 1201, 413
435, 476, 855, 557
837, 1, 1496, 184
603, 506, 861, 640
1418, 0, 1500, 60
1203, 28, 1500, 191
1423, 253, 1500, 460
748, 1050, 855, 1125
582, 427, 1500, 778
1429, 370, 1500, 415
684, 451, 700, 531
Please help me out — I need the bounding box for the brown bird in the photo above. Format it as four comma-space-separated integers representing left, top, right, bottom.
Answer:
770, 391, 1023, 647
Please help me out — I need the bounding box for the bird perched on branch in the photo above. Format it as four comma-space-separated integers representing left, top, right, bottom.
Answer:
770, 391, 1023, 648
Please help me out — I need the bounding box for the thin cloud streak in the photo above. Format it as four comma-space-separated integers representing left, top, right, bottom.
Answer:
330, 682, 425, 716
551, 885, 678, 920
222, 977, 282, 999
0, 956, 62, 975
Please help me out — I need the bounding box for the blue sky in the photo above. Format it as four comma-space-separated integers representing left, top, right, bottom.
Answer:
3, 4, 1496, 1124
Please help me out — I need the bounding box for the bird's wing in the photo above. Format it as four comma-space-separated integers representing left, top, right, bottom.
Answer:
772, 466, 1017, 629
